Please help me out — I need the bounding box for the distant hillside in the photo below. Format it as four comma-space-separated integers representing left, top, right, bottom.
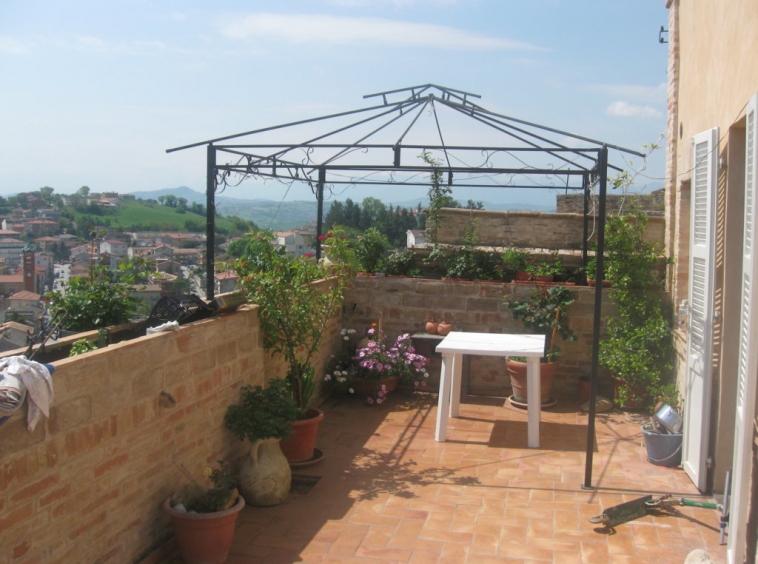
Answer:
129, 187, 555, 230
73, 198, 239, 233
129, 187, 323, 230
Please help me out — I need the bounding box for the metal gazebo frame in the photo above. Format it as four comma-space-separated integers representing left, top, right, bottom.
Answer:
167, 84, 645, 489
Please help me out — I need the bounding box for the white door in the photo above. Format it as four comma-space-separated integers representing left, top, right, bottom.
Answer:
729, 93, 758, 564
682, 128, 719, 491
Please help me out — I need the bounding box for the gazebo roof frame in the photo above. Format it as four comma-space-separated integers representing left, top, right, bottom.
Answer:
167, 84, 649, 490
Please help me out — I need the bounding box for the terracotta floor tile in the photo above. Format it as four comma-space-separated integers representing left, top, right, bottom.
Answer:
160, 392, 728, 564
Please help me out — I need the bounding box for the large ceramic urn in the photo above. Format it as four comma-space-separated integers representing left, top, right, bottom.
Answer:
238, 438, 291, 506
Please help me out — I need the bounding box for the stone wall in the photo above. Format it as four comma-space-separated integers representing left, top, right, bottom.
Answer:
435, 208, 665, 251
342, 277, 615, 398
555, 190, 665, 215
0, 297, 343, 564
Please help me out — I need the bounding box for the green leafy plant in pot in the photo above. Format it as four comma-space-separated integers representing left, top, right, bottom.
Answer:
224, 378, 300, 505
504, 285, 576, 404
231, 229, 353, 462
501, 247, 531, 281
355, 227, 390, 274
598, 211, 675, 409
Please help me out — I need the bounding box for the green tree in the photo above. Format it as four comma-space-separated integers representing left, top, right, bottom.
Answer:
359, 197, 387, 231
46, 267, 139, 331
324, 201, 345, 230
118, 256, 154, 284
40, 186, 55, 203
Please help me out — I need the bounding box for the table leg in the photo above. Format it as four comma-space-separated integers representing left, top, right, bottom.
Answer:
449, 353, 463, 417
435, 352, 454, 442
526, 357, 541, 448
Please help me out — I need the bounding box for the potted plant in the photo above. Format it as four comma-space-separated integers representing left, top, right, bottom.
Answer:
231, 230, 352, 463
501, 247, 531, 282
323, 328, 430, 405
355, 227, 390, 275
504, 285, 576, 405
598, 211, 675, 409
163, 460, 245, 564
584, 255, 611, 287
443, 216, 481, 280
224, 378, 300, 506
525, 259, 564, 283
383, 248, 421, 277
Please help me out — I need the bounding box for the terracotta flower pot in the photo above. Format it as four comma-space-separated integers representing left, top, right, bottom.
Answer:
279, 408, 324, 463
506, 358, 558, 405
437, 320, 452, 336
515, 271, 530, 281
163, 495, 245, 564
611, 375, 647, 409
351, 375, 399, 402
425, 319, 438, 334
578, 376, 591, 404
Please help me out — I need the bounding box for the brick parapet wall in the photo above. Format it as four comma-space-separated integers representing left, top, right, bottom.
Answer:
0, 301, 343, 564
435, 208, 664, 251
342, 277, 617, 398
556, 191, 665, 215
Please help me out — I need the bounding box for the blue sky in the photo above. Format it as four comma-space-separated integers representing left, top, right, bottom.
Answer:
0, 1, 670, 208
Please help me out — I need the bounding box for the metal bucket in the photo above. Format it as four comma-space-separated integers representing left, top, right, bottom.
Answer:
642, 423, 682, 467
653, 403, 682, 434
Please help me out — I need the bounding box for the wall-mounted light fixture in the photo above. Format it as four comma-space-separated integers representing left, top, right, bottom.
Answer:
659, 26, 669, 44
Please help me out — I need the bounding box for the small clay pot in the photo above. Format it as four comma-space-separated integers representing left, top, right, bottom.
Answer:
437, 320, 452, 336
425, 318, 438, 334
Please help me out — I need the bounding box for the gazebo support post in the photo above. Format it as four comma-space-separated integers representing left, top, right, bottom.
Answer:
583, 145, 608, 490
206, 143, 216, 300
316, 167, 325, 260
581, 173, 590, 285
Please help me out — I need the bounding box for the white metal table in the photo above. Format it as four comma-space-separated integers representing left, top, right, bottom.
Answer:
434, 331, 546, 448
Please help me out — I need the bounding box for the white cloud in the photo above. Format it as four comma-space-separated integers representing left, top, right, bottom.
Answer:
219, 13, 546, 51
587, 83, 666, 104
0, 36, 30, 55
606, 101, 662, 118
71, 35, 191, 56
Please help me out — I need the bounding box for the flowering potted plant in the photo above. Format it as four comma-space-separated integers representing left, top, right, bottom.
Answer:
324, 328, 429, 404
162, 460, 245, 564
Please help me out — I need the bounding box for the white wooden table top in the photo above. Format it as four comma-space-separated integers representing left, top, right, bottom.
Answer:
435, 331, 545, 358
